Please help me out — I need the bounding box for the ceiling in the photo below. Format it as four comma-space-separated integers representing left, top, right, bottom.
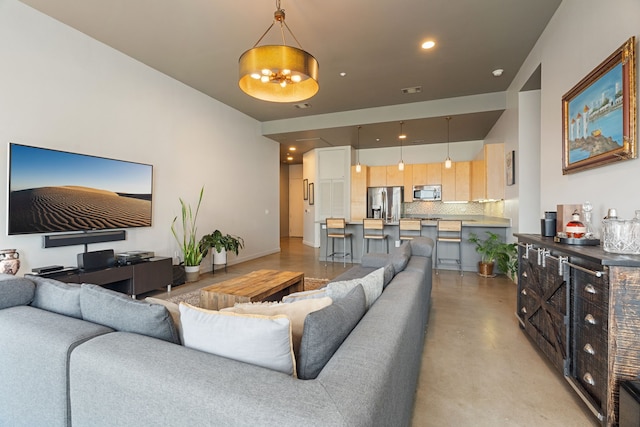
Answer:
19, 0, 560, 163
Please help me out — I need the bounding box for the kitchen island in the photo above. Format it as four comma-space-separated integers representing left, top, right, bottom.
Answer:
319, 216, 511, 272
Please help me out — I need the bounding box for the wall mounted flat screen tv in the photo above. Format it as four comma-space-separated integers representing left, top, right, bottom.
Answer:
8, 143, 153, 235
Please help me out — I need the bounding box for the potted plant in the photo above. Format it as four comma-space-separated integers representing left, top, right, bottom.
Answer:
200, 229, 244, 266
496, 241, 518, 282
171, 186, 205, 282
468, 231, 516, 278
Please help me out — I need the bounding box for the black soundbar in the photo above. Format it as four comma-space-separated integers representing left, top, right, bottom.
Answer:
43, 230, 126, 248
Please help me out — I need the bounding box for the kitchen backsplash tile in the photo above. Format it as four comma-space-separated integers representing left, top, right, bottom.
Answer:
404, 200, 504, 217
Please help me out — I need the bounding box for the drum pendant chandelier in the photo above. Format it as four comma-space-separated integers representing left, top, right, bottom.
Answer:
238, 0, 319, 103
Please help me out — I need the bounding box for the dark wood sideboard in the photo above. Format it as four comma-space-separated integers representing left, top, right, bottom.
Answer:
515, 234, 640, 427
28, 257, 172, 299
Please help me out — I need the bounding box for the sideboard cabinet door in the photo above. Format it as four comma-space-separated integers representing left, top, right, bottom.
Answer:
517, 245, 568, 374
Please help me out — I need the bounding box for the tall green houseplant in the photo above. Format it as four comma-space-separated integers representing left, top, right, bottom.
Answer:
468, 231, 517, 279
171, 186, 205, 267
200, 229, 245, 259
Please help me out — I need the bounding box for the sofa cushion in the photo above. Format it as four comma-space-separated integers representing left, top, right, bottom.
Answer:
30, 275, 82, 319
361, 255, 396, 288
390, 242, 411, 272
326, 267, 384, 309
179, 303, 296, 376
221, 297, 332, 356
145, 297, 182, 342
297, 284, 366, 380
0, 305, 113, 426
281, 288, 328, 303
409, 236, 435, 257
0, 274, 35, 309
80, 284, 180, 344
330, 266, 377, 283
382, 263, 395, 288
361, 253, 389, 268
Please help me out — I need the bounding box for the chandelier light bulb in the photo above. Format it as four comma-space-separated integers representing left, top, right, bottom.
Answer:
445, 157, 452, 169
398, 160, 405, 171
356, 162, 362, 173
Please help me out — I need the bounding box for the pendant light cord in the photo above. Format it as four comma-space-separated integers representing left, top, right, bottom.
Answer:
252, 0, 304, 49
446, 116, 451, 156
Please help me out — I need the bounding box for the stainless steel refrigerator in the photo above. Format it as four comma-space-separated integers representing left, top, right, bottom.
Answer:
366, 186, 404, 222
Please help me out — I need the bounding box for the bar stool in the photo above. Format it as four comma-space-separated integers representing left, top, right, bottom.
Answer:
435, 220, 463, 275
399, 219, 422, 241
325, 218, 353, 266
362, 219, 389, 254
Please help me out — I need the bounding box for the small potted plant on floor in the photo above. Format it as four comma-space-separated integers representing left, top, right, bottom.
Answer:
171, 186, 205, 282
468, 231, 516, 278
496, 240, 518, 282
200, 229, 245, 267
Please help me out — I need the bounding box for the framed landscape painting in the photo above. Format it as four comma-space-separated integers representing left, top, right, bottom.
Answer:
562, 36, 636, 174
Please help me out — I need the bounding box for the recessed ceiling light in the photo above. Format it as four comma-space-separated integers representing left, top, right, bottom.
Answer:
339, 72, 347, 77
286, 156, 293, 161
421, 40, 436, 49
289, 146, 296, 151
492, 68, 504, 77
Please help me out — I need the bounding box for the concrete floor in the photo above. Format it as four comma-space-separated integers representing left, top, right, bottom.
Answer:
149, 237, 598, 426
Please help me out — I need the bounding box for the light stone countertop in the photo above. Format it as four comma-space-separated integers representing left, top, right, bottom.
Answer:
332, 216, 511, 228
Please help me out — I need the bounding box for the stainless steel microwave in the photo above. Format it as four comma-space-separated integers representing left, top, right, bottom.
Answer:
413, 185, 442, 201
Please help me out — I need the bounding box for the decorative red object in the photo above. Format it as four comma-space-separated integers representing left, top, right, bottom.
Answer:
566, 211, 586, 238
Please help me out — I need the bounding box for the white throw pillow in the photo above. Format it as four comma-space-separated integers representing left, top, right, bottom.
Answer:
179, 303, 296, 376
282, 288, 328, 303
326, 267, 384, 309
221, 297, 332, 355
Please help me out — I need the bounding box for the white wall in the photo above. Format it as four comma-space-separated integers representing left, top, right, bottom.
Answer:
0, 0, 281, 274
489, 0, 640, 235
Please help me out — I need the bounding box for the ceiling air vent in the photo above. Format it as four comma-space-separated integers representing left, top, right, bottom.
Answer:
401, 86, 422, 94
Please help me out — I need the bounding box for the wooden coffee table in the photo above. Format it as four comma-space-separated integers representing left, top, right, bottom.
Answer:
199, 269, 304, 310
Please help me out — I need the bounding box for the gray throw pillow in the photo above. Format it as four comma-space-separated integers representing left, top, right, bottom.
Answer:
0, 274, 35, 309
361, 253, 390, 268
360, 254, 395, 288
410, 236, 435, 257
80, 284, 180, 344
297, 284, 366, 380
389, 241, 411, 272
326, 267, 384, 309
382, 263, 395, 288
30, 275, 82, 318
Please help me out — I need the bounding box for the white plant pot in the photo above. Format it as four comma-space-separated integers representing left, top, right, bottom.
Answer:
213, 248, 227, 265
184, 265, 201, 282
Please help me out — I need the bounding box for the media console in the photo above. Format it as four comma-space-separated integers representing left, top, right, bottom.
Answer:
29, 257, 172, 299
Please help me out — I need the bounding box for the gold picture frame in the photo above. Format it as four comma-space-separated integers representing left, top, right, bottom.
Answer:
562, 36, 636, 174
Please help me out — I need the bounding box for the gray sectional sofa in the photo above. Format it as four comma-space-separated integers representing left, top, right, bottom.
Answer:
0, 237, 434, 427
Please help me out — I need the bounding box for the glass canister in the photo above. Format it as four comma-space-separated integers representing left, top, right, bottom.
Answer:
602, 213, 640, 254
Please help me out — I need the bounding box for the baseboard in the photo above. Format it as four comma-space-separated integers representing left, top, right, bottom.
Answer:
200, 247, 281, 273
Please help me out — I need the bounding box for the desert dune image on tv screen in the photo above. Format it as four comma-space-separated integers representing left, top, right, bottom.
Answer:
8, 144, 152, 234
